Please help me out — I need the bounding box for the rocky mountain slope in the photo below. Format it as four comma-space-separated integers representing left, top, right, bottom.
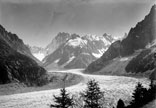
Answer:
45, 32, 71, 55
125, 44, 156, 80
85, 5, 156, 77
0, 25, 40, 63
43, 33, 115, 69
0, 24, 47, 86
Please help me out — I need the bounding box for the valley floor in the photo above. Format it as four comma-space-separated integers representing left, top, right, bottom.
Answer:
0, 69, 150, 108
0, 72, 83, 95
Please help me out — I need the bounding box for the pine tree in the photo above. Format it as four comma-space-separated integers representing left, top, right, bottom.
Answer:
50, 88, 74, 108
130, 82, 146, 107
148, 80, 156, 100
81, 79, 104, 108
116, 99, 125, 108
126, 81, 156, 108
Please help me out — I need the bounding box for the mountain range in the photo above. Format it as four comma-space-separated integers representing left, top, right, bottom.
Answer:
41, 33, 115, 69
29, 32, 116, 69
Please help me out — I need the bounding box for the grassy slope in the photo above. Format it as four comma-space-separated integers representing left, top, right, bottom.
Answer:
95, 57, 132, 75
90, 50, 153, 78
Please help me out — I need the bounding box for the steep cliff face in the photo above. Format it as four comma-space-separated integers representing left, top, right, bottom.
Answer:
86, 5, 156, 73
121, 5, 156, 56
0, 24, 47, 86
43, 33, 115, 69
45, 32, 71, 55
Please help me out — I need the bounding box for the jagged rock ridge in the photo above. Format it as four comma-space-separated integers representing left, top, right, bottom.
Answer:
86, 5, 156, 73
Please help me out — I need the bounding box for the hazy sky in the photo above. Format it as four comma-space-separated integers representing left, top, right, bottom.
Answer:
0, 0, 155, 47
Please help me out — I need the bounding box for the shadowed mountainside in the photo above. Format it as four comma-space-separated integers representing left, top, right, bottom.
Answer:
0, 24, 47, 86
86, 5, 156, 76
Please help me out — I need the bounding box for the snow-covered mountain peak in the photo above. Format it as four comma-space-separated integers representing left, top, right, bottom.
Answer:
65, 33, 115, 48
83, 34, 101, 41
66, 37, 87, 48
33, 53, 45, 61
29, 46, 46, 61
43, 32, 117, 69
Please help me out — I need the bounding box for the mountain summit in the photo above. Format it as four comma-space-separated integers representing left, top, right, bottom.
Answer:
43, 33, 115, 69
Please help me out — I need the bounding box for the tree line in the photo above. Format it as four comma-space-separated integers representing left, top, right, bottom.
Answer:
50, 79, 156, 108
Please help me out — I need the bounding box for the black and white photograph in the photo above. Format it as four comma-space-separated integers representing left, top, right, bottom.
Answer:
0, 0, 156, 108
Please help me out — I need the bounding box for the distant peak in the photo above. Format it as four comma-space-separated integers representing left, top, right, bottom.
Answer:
103, 33, 112, 38
54, 32, 70, 41
71, 33, 80, 39
103, 33, 114, 43
57, 32, 69, 35
103, 33, 109, 36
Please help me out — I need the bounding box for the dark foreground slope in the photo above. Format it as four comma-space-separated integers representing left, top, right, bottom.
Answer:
0, 25, 47, 86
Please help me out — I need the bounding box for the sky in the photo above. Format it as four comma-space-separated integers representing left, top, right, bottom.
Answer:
0, 0, 155, 47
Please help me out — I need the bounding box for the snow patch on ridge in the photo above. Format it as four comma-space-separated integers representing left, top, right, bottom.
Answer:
84, 34, 112, 46
33, 53, 45, 61
62, 56, 75, 67
85, 34, 100, 41
101, 38, 111, 46
54, 59, 60, 63
92, 53, 102, 58
67, 38, 87, 47
92, 48, 108, 58
120, 57, 129, 61
98, 48, 107, 55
